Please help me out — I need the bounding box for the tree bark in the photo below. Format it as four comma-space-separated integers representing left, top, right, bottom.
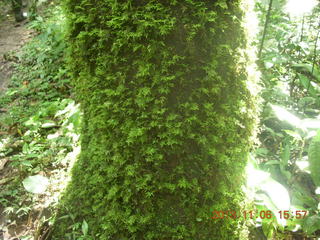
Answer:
51, 0, 259, 239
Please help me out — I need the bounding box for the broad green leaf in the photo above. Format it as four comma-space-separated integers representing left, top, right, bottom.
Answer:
22, 143, 29, 154
271, 105, 302, 130
291, 183, 317, 207
7, 90, 18, 96
24, 117, 40, 127
22, 175, 49, 194
41, 122, 57, 128
297, 74, 318, 97
264, 160, 281, 165
271, 105, 320, 131
255, 148, 269, 157
284, 130, 302, 140
260, 178, 290, 211
264, 62, 274, 69
214, 1, 228, 9
308, 130, 320, 186
255, 192, 286, 226
292, 63, 320, 83
247, 164, 290, 226
82, 220, 88, 236
302, 215, 320, 234
262, 220, 275, 239
281, 142, 290, 166
246, 163, 270, 187
20, 161, 33, 167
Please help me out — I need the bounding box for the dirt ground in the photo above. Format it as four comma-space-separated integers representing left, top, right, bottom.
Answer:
0, 14, 34, 240
0, 17, 33, 92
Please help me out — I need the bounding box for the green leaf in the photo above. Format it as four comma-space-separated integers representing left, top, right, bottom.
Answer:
22, 175, 49, 194
302, 215, 320, 234
22, 143, 29, 154
280, 142, 290, 166
271, 105, 302, 130
260, 178, 290, 211
292, 63, 320, 83
262, 220, 275, 239
284, 130, 302, 140
20, 161, 33, 167
41, 122, 57, 128
82, 220, 88, 236
308, 130, 320, 186
264, 61, 274, 69
291, 183, 317, 207
297, 74, 318, 97
264, 160, 280, 165
256, 148, 269, 157
214, 1, 228, 9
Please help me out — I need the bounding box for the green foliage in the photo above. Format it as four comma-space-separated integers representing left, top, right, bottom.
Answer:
0, 0, 13, 21
51, 0, 260, 239
292, 63, 320, 83
252, 1, 320, 238
308, 130, 320, 187
0, 5, 81, 235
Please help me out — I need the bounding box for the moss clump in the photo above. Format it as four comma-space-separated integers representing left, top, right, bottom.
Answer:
51, 0, 259, 239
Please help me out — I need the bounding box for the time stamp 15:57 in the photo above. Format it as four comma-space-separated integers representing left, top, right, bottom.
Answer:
212, 210, 308, 220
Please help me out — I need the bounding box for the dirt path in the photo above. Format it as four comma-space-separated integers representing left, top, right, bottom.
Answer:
0, 17, 33, 240
0, 18, 33, 92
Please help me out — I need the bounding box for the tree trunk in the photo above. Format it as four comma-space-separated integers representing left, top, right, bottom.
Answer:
51, 0, 259, 239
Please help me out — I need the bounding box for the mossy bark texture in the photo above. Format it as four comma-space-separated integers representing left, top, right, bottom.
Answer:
52, 0, 258, 239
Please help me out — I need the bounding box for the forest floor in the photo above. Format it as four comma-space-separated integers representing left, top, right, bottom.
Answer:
0, 5, 78, 239
0, 18, 33, 92
0, 16, 35, 240
0, 11, 31, 168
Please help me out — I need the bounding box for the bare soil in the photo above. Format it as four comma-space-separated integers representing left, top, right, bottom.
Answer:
0, 17, 33, 92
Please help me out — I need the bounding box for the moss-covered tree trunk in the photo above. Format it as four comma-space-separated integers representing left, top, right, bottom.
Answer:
52, 0, 259, 239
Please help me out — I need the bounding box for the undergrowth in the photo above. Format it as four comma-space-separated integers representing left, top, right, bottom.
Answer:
247, 2, 320, 239
0, 4, 81, 239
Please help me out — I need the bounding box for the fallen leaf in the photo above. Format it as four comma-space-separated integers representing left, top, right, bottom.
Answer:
22, 175, 49, 194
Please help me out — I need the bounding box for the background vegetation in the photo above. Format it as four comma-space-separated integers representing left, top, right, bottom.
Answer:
248, 0, 320, 239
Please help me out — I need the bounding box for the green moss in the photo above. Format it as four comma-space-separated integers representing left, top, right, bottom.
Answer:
51, 0, 259, 239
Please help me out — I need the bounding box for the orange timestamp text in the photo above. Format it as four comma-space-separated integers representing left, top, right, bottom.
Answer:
211, 210, 308, 220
